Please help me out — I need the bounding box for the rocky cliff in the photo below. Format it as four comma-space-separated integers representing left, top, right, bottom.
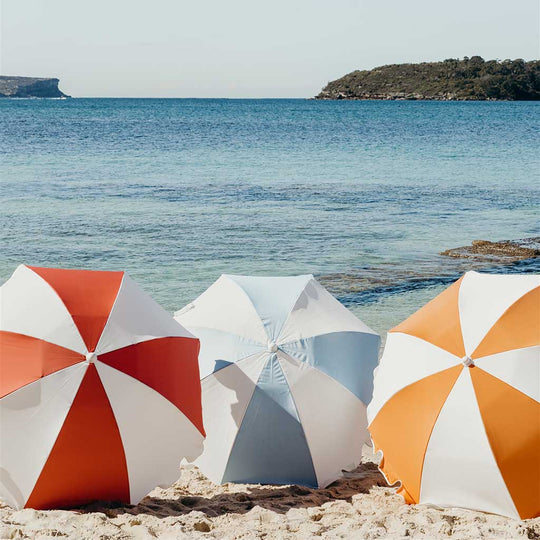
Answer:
316, 57, 540, 101
0, 76, 69, 98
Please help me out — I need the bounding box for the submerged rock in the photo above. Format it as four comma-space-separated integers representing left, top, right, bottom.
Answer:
317, 238, 539, 307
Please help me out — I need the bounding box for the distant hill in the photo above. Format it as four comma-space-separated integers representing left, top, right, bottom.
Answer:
0, 76, 69, 98
315, 57, 540, 101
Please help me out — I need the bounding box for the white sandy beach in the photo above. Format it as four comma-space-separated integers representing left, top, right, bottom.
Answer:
1, 448, 537, 540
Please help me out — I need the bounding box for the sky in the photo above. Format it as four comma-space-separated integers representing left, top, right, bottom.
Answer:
0, 0, 539, 98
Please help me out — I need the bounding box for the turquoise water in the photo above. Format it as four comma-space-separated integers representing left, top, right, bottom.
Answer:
1, 99, 538, 335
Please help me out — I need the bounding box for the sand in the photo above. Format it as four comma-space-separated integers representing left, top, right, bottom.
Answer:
1, 448, 538, 540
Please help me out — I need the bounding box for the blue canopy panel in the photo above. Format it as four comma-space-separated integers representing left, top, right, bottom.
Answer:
221, 353, 318, 487
226, 275, 313, 342
280, 331, 380, 406
190, 327, 264, 379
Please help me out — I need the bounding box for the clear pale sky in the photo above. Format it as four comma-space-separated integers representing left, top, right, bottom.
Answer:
1, 0, 538, 97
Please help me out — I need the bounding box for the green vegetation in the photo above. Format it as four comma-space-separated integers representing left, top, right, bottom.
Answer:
316, 57, 540, 101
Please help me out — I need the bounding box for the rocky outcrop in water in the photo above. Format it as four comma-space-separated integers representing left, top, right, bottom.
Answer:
315, 57, 540, 101
440, 238, 540, 261
0, 76, 69, 98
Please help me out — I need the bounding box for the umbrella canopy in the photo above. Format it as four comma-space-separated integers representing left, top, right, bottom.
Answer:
367, 271, 539, 519
175, 274, 380, 488
0, 265, 204, 510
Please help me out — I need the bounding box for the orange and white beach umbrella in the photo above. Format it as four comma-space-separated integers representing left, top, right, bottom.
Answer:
0, 265, 204, 510
367, 271, 539, 519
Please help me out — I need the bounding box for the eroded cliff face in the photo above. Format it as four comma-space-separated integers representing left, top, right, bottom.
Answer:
0, 76, 70, 98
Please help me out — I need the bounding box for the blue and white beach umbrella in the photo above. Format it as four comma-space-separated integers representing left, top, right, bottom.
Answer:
175, 274, 380, 488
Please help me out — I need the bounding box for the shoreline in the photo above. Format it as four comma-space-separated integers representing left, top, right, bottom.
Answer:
1, 241, 538, 538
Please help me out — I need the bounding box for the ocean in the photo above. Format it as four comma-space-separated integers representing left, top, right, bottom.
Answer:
1, 98, 538, 336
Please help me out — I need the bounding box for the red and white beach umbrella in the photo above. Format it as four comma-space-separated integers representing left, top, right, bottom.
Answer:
0, 265, 204, 510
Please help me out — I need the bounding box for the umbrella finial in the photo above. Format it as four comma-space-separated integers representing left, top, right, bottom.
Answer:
461, 355, 474, 367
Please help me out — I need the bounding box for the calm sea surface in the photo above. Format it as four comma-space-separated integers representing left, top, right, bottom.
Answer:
1, 99, 539, 335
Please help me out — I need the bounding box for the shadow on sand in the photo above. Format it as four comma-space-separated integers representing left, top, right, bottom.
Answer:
80, 462, 388, 519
